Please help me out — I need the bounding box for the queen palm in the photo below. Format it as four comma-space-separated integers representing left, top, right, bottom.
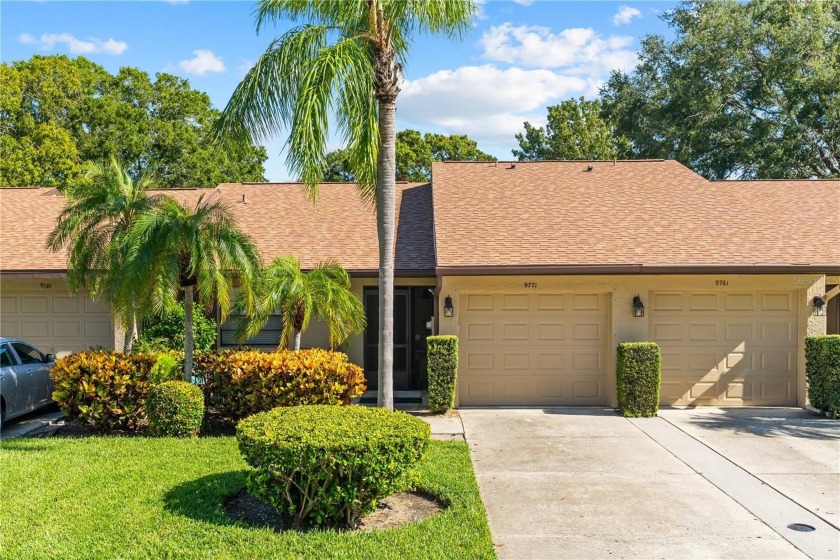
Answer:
123, 195, 261, 381
215, 0, 474, 410
46, 157, 162, 352
240, 256, 365, 351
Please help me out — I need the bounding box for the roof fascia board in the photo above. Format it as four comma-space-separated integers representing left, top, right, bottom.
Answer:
436, 264, 840, 276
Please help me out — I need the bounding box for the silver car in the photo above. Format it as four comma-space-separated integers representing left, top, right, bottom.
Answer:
0, 337, 56, 431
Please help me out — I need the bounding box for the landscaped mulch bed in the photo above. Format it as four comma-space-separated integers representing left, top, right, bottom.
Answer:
224, 489, 445, 532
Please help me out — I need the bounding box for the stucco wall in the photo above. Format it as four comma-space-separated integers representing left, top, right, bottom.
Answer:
438, 274, 829, 408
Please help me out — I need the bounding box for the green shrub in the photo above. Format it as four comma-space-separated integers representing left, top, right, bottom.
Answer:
616, 342, 661, 418
51, 351, 157, 430
149, 353, 183, 384
427, 336, 458, 413
237, 405, 430, 529
195, 349, 366, 419
146, 381, 204, 437
806, 336, 840, 418
138, 300, 217, 352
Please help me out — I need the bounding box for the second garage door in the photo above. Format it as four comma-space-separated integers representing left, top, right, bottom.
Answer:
0, 291, 113, 356
651, 291, 798, 406
459, 292, 609, 406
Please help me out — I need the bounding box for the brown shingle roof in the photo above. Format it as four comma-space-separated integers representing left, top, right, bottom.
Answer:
0, 182, 435, 274
431, 160, 840, 270
3, 159, 838, 275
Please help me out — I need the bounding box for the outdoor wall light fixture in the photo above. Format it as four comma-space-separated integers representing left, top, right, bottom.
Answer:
444, 295, 454, 317
633, 295, 645, 318
813, 296, 827, 316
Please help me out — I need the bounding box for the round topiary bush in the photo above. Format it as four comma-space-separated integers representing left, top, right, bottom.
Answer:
146, 381, 204, 437
236, 405, 431, 529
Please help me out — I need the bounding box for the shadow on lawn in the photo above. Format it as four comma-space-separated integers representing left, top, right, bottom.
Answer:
164, 470, 249, 526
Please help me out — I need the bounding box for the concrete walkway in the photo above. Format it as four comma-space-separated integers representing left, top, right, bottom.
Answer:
461, 408, 839, 560
0, 409, 63, 441
417, 413, 466, 441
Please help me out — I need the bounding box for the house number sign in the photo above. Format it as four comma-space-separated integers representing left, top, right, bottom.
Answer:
524, 282, 538, 289
39, 283, 53, 289
715, 280, 729, 287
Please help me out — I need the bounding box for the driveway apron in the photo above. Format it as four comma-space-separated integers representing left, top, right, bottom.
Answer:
460, 408, 837, 560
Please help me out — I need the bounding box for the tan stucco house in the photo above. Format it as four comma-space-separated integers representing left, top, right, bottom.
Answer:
2, 160, 838, 408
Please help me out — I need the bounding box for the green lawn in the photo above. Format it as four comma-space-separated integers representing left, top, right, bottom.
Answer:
1, 436, 495, 560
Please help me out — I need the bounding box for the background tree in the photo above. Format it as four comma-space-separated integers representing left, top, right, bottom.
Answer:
599, 0, 840, 179
46, 157, 162, 351
321, 129, 493, 182
215, 0, 474, 410
1, 55, 268, 188
123, 196, 261, 380
240, 256, 365, 351
513, 97, 630, 161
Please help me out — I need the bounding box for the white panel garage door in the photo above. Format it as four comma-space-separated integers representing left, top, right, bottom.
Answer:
651, 291, 797, 406
0, 292, 113, 356
459, 293, 609, 406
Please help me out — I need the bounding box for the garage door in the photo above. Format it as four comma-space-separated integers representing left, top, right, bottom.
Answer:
651, 291, 797, 406
0, 292, 113, 356
459, 293, 609, 406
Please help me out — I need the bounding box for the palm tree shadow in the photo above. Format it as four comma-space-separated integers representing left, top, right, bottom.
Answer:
164, 470, 249, 526
664, 408, 840, 440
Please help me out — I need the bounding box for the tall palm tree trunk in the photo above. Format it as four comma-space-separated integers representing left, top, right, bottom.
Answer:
376, 96, 397, 411
184, 285, 195, 382
292, 329, 302, 351
122, 313, 136, 352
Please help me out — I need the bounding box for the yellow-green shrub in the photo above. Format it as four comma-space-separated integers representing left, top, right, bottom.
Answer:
237, 405, 430, 529
616, 342, 661, 417
195, 349, 366, 419
149, 352, 183, 384
427, 336, 458, 413
51, 351, 157, 430
806, 336, 840, 418
147, 381, 204, 437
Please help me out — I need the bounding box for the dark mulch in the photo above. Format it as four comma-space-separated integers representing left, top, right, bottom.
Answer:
224, 489, 445, 533
37, 410, 238, 438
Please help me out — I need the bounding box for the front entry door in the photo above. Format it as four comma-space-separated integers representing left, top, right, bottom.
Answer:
364, 288, 410, 390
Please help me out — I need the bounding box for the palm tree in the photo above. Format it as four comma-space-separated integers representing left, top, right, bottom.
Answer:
123, 195, 261, 381
46, 157, 162, 352
215, 0, 474, 410
239, 256, 365, 351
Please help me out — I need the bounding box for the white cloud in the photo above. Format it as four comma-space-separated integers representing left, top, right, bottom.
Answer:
613, 6, 642, 25
399, 64, 601, 144
479, 23, 637, 71
513, 0, 534, 6
18, 32, 128, 55
178, 50, 226, 75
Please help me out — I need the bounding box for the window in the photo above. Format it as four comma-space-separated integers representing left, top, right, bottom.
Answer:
0, 345, 16, 367
11, 342, 45, 365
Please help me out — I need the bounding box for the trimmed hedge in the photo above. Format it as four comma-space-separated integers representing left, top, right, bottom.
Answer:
237, 405, 430, 529
616, 342, 661, 418
806, 336, 840, 418
427, 336, 458, 413
147, 381, 204, 437
51, 351, 157, 430
195, 349, 366, 419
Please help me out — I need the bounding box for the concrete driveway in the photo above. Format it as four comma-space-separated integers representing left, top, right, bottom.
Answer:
461, 408, 840, 560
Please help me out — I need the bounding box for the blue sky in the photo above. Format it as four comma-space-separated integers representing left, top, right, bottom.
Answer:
2, 0, 678, 182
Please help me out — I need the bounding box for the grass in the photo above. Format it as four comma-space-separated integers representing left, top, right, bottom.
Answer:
0, 436, 495, 560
